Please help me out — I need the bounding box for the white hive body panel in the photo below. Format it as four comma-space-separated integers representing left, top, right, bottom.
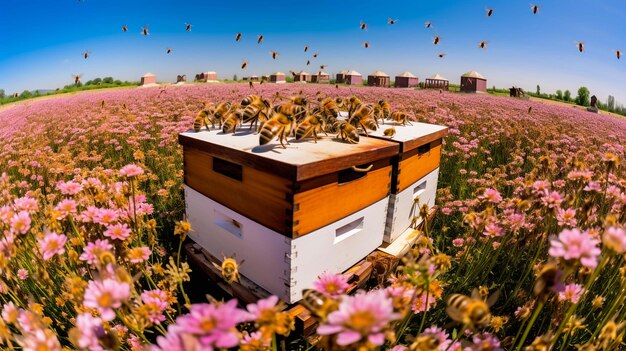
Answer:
185, 185, 388, 304
384, 168, 440, 243
368, 121, 448, 142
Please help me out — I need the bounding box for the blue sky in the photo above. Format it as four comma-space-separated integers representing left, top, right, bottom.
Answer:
1, 0, 625, 102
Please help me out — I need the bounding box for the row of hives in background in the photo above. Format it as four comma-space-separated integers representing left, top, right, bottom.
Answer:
140, 70, 489, 92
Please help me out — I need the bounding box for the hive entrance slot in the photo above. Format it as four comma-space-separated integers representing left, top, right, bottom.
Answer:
334, 217, 364, 244
418, 143, 431, 155
214, 210, 243, 238
213, 157, 242, 181
338, 164, 371, 184
413, 180, 427, 201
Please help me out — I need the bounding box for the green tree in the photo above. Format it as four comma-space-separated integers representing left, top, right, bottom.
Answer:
0, 89, 4, 99
575, 86, 590, 106
92, 78, 102, 85
555, 90, 563, 100
536, 85, 541, 95
563, 90, 571, 102
103, 77, 114, 84
19, 90, 32, 99
607, 95, 615, 112
233, 74, 238, 81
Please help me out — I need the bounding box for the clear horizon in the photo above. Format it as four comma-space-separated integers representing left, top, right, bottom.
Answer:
1, 0, 625, 103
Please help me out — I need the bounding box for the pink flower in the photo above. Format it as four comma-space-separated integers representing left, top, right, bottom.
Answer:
75, 313, 105, 351
37, 230, 67, 260
390, 346, 408, 351
558, 283, 584, 303
2, 302, 19, 324
241, 331, 270, 347
10, 211, 31, 234
141, 289, 170, 324
541, 191, 562, 209
317, 290, 400, 346
468, 333, 502, 351
93, 208, 119, 225
127, 247, 151, 263
312, 272, 351, 298
549, 229, 601, 268
482, 188, 502, 203
17, 268, 29, 280
246, 295, 279, 320
56, 180, 83, 195
556, 208, 577, 227
83, 279, 131, 321
13, 196, 39, 213
419, 326, 454, 350
54, 199, 77, 219
17, 328, 61, 351
174, 300, 250, 348
411, 293, 438, 314
452, 238, 465, 247
119, 164, 144, 177
603, 226, 626, 254
483, 223, 503, 237
103, 223, 132, 240
80, 239, 114, 265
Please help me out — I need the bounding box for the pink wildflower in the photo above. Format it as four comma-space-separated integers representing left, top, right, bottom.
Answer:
13, 196, 39, 213
549, 229, 601, 268
10, 211, 31, 234
452, 238, 465, 247
103, 223, 132, 240
558, 283, 584, 303
419, 326, 454, 350
17, 268, 28, 280
603, 226, 626, 254
17, 328, 61, 351
312, 272, 351, 298
141, 289, 170, 324
556, 208, 577, 227
54, 199, 78, 219
541, 191, 563, 209
119, 164, 144, 177
93, 208, 119, 225
80, 239, 114, 265
483, 223, 503, 237
75, 313, 105, 351
127, 247, 151, 263
37, 230, 67, 260
317, 290, 400, 346
482, 188, 502, 203
2, 302, 18, 324
56, 180, 83, 195
83, 278, 131, 321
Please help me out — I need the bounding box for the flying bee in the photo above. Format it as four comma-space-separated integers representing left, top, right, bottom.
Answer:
390, 111, 412, 125
304, 45, 309, 52
362, 42, 370, 48
360, 21, 367, 30
485, 7, 494, 17
312, 53, 318, 58
122, 24, 128, 32
222, 110, 244, 134
83, 51, 92, 59
306, 60, 311, 66
296, 113, 326, 142
301, 289, 339, 321
576, 41, 585, 53
185, 23, 192, 31
235, 32, 242, 41
437, 53, 447, 58
141, 25, 149, 36
335, 121, 360, 144
446, 289, 499, 331
533, 262, 562, 300
194, 103, 215, 132
319, 64, 327, 70
384, 128, 396, 138
616, 50, 622, 59
387, 17, 398, 24
166, 48, 172, 54
425, 21, 433, 28
349, 104, 377, 135
259, 112, 294, 148
221, 256, 243, 284
433, 36, 441, 45
257, 34, 264, 44
410, 334, 441, 351
241, 59, 248, 69
270, 51, 279, 59
478, 41, 489, 49
530, 4, 540, 14
72, 74, 82, 85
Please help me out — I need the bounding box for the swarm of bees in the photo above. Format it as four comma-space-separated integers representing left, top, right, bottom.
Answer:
191, 94, 413, 148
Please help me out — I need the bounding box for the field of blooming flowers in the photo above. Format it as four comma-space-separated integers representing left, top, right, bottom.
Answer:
0, 83, 624, 350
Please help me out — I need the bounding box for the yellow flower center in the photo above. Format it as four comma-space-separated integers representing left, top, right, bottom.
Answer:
324, 282, 339, 294
36, 343, 50, 351
347, 310, 376, 332
199, 318, 216, 332
97, 292, 113, 308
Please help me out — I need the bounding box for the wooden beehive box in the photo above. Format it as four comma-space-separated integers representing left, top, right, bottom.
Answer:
179, 128, 398, 303
364, 121, 448, 243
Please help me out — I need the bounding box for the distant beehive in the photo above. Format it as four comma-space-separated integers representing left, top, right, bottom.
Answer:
195, 72, 218, 83
394, 71, 419, 88
344, 70, 362, 85
368, 71, 390, 87
140, 73, 156, 86
335, 70, 349, 84
270, 72, 286, 83
294, 71, 311, 82
249, 75, 259, 81
460, 71, 487, 93
176, 74, 187, 83
425, 74, 449, 90
311, 71, 330, 83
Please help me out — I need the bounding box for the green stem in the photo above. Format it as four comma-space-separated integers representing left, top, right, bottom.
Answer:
514, 298, 546, 351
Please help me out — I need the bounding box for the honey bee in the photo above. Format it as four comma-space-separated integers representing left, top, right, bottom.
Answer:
437, 53, 446, 58
241, 94, 260, 106
194, 103, 215, 132
274, 102, 306, 123
270, 51, 279, 59
616, 50, 622, 59
576, 41, 585, 53
259, 112, 294, 148
235, 32, 242, 41
241, 60, 248, 69
166, 48, 172, 54
362, 42, 370, 48
485, 7, 494, 17
383, 128, 396, 138
387, 18, 398, 25
530, 4, 540, 14
243, 97, 271, 130
304, 45, 309, 52
222, 110, 244, 134
122, 24, 128, 32
214, 101, 233, 123
72, 74, 82, 85
360, 21, 367, 30
301, 289, 339, 321
83, 51, 92, 59
478, 41, 489, 49
446, 289, 499, 331
141, 25, 149, 36
410, 334, 441, 351
335, 121, 359, 144
185, 23, 192, 31
390, 111, 412, 126
319, 97, 339, 119
378, 100, 391, 119
221, 256, 242, 284
433, 36, 441, 45
533, 262, 561, 299
296, 113, 326, 143
346, 96, 362, 116
257, 34, 264, 44
289, 96, 308, 107
425, 21, 433, 28
312, 53, 318, 58
349, 104, 377, 135
306, 60, 311, 66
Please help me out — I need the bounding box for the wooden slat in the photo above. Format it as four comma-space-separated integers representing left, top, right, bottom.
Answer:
184, 147, 293, 235
401, 129, 448, 153
292, 164, 392, 237
396, 143, 441, 193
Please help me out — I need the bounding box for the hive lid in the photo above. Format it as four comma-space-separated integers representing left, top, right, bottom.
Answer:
142, 73, 155, 77
461, 71, 485, 79
179, 129, 399, 181
272, 72, 285, 76
364, 122, 448, 153
297, 70, 311, 75
369, 70, 389, 77
396, 71, 417, 78
345, 70, 361, 76
427, 74, 448, 81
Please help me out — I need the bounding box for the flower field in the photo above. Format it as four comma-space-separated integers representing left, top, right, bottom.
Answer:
0, 83, 624, 350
